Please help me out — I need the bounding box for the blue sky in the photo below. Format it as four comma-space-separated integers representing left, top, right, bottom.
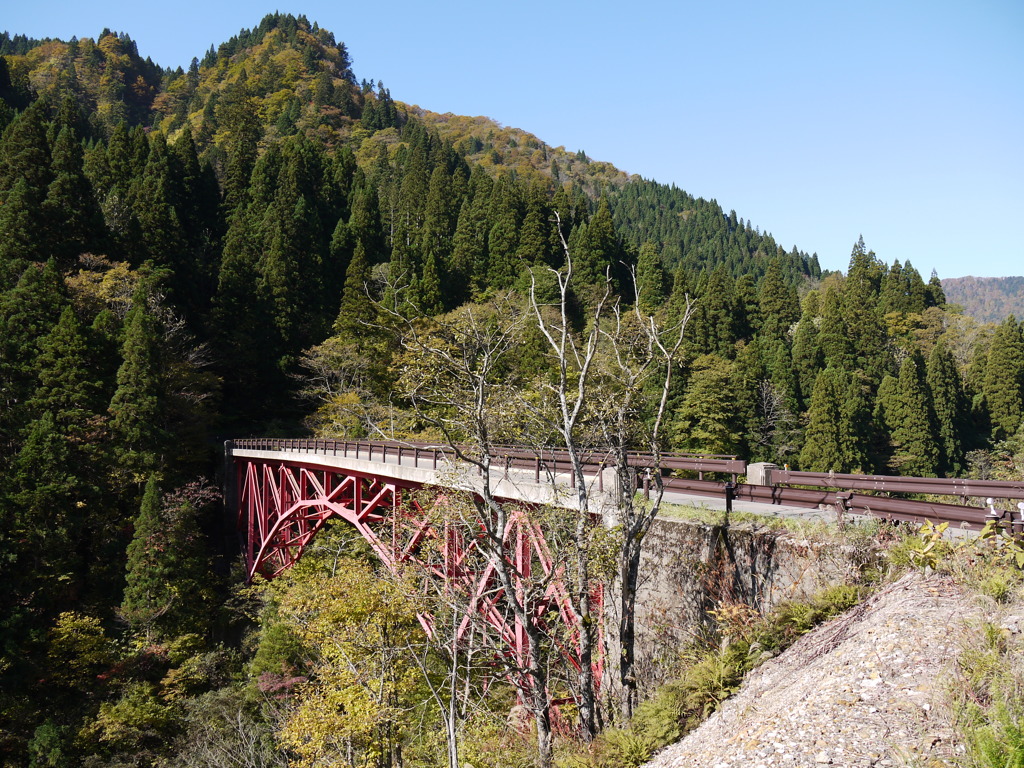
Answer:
5, 0, 1023, 278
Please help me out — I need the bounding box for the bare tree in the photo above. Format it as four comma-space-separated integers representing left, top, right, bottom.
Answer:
751, 379, 801, 462
525, 239, 611, 739
379, 290, 567, 767
591, 266, 692, 718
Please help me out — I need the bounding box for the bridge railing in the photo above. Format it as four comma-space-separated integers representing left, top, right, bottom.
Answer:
229, 438, 743, 491
230, 439, 1015, 530
769, 468, 1024, 502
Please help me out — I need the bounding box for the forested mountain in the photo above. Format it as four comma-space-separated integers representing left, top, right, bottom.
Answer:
942, 275, 1024, 324
1, 12, 1023, 767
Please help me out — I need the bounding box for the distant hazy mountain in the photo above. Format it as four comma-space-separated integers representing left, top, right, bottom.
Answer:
942, 276, 1024, 324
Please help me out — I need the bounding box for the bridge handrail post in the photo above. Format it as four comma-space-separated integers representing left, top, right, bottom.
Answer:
535, 456, 540, 483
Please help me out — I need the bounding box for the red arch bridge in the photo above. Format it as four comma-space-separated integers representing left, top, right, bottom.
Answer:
226, 438, 1020, 687
225, 438, 747, 685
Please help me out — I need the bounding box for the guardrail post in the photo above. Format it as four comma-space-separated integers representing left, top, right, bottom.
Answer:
724, 481, 735, 513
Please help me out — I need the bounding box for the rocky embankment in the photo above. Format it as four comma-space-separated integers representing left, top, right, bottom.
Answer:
645, 572, 994, 768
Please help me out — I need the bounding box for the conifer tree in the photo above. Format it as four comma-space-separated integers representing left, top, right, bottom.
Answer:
132, 134, 186, 270
0, 100, 52, 199
27, 305, 104, 426
817, 286, 853, 370
927, 341, 967, 474
449, 197, 482, 304
733, 274, 759, 342
43, 126, 106, 267
887, 355, 940, 476
220, 89, 262, 216
421, 163, 457, 265
12, 306, 107, 607
572, 195, 618, 293
10, 411, 88, 612
0, 261, 66, 447
799, 367, 848, 471
664, 263, 694, 327
635, 242, 667, 313
982, 315, 1024, 441
121, 477, 214, 640
686, 266, 736, 358
109, 286, 165, 479
120, 475, 168, 637
842, 370, 874, 473
347, 184, 386, 263
514, 184, 556, 268
334, 240, 371, 337
669, 354, 741, 454
842, 240, 887, 381
0, 178, 45, 282
925, 269, 946, 308
872, 373, 899, 471
757, 258, 799, 341
791, 311, 822, 409
486, 178, 521, 289
415, 251, 444, 315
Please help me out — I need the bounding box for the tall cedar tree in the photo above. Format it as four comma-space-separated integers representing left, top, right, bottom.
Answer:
757, 258, 800, 341
9, 307, 106, 613
927, 342, 968, 474
887, 355, 940, 476
670, 354, 741, 454
800, 367, 850, 471
791, 309, 822, 409
635, 242, 667, 313
109, 286, 165, 479
982, 315, 1024, 442
43, 125, 107, 267
0, 261, 67, 449
121, 477, 215, 640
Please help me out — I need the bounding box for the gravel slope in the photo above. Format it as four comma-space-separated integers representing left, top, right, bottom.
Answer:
644, 573, 980, 768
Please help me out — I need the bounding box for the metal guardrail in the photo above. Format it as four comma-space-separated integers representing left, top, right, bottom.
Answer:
657, 476, 992, 529
770, 468, 1024, 501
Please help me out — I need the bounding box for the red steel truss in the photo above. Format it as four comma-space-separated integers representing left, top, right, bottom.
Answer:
233, 455, 603, 687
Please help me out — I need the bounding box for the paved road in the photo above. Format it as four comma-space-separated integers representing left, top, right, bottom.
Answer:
656, 487, 866, 525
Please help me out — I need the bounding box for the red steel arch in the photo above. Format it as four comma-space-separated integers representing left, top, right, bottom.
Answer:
231, 452, 603, 684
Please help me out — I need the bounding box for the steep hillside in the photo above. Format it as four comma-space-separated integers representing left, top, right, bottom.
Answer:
943, 275, 1024, 324
646, 573, 974, 767
2, 14, 819, 286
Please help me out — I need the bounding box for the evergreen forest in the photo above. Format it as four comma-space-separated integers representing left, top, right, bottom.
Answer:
1, 13, 1023, 767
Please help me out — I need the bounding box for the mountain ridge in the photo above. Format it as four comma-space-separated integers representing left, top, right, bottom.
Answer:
942, 275, 1024, 324
1, 14, 819, 283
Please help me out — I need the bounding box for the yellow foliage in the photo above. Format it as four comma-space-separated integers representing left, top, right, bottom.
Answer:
65, 256, 139, 318
274, 557, 424, 766
47, 612, 115, 688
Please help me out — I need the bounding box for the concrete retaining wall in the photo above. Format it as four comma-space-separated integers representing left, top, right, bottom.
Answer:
609, 515, 873, 694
